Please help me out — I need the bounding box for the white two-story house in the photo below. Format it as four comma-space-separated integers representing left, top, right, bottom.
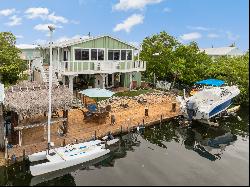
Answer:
29, 35, 146, 93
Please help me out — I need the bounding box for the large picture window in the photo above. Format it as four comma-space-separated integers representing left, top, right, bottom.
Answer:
75, 49, 89, 61
108, 51, 114, 60
91, 49, 97, 60
121, 50, 126, 60
108, 49, 133, 61
75, 49, 81, 60
127, 50, 132, 60
98, 49, 104, 60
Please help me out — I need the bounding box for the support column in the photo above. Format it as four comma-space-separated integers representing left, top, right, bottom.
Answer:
129, 72, 133, 90
111, 73, 115, 87
18, 130, 22, 146
68, 75, 77, 93
62, 75, 66, 85
0, 103, 5, 150
100, 73, 108, 89
63, 110, 69, 134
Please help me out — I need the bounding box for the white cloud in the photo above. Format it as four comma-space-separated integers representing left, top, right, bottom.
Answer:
0, 8, 16, 16
15, 35, 24, 39
207, 33, 219, 38
47, 12, 68, 23
25, 7, 49, 19
226, 31, 240, 41
6, 15, 22, 26
163, 7, 171, 13
113, 14, 144, 33
187, 25, 214, 31
180, 32, 202, 41
113, 0, 163, 11
34, 23, 62, 31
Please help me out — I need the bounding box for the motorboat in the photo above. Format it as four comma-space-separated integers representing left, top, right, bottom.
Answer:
178, 79, 240, 123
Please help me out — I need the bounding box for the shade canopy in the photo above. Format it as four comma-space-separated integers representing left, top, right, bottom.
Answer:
195, 79, 225, 87
79, 88, 115, 98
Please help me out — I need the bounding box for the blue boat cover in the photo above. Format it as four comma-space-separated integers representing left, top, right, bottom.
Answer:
195, 79, 225, 87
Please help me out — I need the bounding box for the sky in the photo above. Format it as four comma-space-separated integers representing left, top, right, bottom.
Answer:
0, 0, 249, 51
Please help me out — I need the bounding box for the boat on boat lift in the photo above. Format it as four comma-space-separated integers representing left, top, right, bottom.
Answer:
177, 79, 240, 125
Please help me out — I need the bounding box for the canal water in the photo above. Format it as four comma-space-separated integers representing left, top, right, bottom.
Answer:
0, 106, 249, 186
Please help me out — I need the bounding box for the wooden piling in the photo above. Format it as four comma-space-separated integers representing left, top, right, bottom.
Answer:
171, 102, 176, 112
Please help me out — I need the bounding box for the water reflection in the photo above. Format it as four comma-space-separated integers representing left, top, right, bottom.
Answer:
142, 112, 247, 162
0, 106, 248, 186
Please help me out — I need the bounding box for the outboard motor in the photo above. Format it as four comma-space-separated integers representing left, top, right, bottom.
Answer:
186, 100, 196, 121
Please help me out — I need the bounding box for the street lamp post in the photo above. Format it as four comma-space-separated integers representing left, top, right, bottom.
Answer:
47, 25, 55, 154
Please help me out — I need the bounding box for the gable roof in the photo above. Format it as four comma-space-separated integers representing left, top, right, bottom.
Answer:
16, 44, 39, 49
199, 47, 243, 56
41, 35, 138, 49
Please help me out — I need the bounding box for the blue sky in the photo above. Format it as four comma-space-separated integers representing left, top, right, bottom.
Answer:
0, 0, 249, 51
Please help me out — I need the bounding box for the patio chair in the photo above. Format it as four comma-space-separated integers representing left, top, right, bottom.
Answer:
87, 104, 97, 112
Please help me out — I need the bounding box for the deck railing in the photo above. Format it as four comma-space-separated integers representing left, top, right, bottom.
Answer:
52, 60, 146, 74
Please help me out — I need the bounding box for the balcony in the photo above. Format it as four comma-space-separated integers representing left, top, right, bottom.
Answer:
52, 60, 146, 75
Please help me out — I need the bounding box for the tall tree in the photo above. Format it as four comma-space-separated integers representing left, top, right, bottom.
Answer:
140, 31, 212, 85
0, 32, 26, 85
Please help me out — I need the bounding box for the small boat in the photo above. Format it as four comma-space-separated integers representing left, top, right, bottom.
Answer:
178, 79, 240, 122
29, 138, 119, 176
30, 152, 112, 186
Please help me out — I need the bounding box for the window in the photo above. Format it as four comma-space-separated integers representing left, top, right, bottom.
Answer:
75, 49, 89, 60
121, 50, 126, 60
114, 50, 120, 60
81, 49, 89, 60
127, 50, 132, 60
98, 49, 104, 60
108, 49, 133, 60
91, 49, 97, 60
75, 49, 81, 60
108, 50, 113, 60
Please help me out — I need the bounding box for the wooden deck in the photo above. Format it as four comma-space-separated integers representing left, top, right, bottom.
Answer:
0, 152, 5, 166
1, 93, 180, 166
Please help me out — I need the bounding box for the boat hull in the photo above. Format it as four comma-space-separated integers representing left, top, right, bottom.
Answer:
30, 148, 110, 176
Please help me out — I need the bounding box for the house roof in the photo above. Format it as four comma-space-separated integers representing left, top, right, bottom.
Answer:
16, 44, 39, 49
4, 81, 73, 120
199, 47, 242, 56
41, 35, 138, 49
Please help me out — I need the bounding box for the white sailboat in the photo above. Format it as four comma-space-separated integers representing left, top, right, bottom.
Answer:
28, 25, 119, 176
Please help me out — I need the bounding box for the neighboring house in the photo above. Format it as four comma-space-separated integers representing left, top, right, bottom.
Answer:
200, 47, 243, 60
29, 35, 146, 92
16, 44, 41, 78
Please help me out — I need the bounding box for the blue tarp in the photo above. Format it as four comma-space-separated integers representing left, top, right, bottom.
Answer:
195, 79, 225, 87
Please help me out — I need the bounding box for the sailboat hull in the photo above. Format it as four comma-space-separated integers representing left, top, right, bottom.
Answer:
30, 147, 110, 176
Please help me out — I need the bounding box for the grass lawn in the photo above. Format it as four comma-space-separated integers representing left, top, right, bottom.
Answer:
93, 89, 156, 102
113, 89, 156, 97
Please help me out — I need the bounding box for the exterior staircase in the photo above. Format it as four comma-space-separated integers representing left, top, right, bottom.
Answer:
43, 67, 59, 85
31, 58, 59, 85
